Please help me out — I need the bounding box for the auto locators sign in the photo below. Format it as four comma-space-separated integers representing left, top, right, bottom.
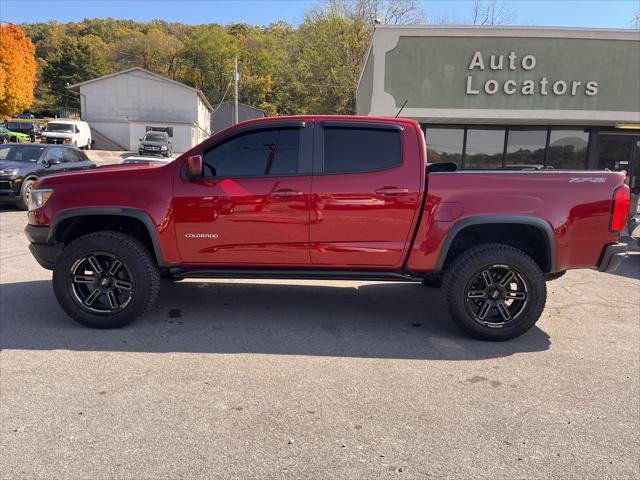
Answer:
465, 51, 598, 97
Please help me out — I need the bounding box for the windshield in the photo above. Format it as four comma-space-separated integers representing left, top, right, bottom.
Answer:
143, 134, 166, 142
46, 123, 74, 133
7, 122, 30, 131
0, 145, 45, 162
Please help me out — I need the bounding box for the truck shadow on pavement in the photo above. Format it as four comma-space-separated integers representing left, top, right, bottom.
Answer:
0, 279, 550, 360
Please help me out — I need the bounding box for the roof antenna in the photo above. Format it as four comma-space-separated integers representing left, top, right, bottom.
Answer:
395, 99, 408, 118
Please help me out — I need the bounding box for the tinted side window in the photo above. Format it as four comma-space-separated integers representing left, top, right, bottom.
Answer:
323, 127, 401, 174
62, 149, 81, 163
44, 147, 63, 163
203, 128, 299, 177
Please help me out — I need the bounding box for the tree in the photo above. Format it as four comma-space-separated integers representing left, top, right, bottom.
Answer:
180, 25, 239, 105
42, 34, 109, 109
113, 29, 185, 79
0, 23, 38, 118
632, 12, 640, 29
470, 0, 515, 25
288, 0, 425, 114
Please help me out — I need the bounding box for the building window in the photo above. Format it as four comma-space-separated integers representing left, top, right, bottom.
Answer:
322, 127, 401, 174
464, 128, 505, 169
505, 129, 547, 168
425, 127, 464, 166
547, 129, 589, 169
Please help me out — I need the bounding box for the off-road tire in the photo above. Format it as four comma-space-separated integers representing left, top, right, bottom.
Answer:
16, 178, 35, 210
443, 243, 547, 341
53, 231, 160, 328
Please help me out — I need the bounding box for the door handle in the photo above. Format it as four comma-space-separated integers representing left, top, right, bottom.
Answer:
375, 187, 409, 196
270, 189, 305, 198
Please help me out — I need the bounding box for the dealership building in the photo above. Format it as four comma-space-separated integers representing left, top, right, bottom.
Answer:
357, 26, 640, 180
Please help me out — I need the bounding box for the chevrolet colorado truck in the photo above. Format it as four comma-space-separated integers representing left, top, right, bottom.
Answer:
25, 116, 630, 340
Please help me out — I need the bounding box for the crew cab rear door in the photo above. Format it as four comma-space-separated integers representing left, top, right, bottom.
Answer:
173, 121, 313, 265
309, 120, 423, 267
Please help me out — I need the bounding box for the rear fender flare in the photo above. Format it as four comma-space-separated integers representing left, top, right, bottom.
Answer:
434, 215, 557, 273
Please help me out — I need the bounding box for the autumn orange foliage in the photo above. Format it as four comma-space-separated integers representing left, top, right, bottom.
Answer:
0, 23, 37, 119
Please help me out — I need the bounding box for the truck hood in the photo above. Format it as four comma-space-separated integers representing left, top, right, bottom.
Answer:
140, 141, 166, 147
36, 161, 175, 186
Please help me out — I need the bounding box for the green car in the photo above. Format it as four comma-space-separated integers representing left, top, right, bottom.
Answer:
0, 126, 30, 143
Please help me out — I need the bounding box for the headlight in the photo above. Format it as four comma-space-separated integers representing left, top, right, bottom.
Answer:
161, 145, 168, 150
0, 167, 19, 176
27, 188, 53, 211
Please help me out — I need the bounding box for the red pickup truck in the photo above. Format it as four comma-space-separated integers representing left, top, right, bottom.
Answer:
25, 116, 630, 340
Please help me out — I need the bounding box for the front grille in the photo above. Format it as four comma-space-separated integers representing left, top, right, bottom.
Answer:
0, 180, 12, 190
144, 146, 161, 151
45, 138, 64, 144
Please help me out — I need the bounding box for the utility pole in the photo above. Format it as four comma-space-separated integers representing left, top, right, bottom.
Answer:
233, 56, 239, 125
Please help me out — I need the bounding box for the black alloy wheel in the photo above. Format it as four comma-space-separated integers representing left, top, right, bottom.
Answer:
463, 264, 528, 328
70, 253, 134, 313
443, 243, 546, 341
53, 231, 160, 328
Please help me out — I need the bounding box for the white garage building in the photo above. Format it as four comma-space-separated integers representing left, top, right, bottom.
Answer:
68, 67, 212, 153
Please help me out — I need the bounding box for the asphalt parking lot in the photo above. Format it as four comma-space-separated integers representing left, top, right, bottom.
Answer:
1, 206, 638, 480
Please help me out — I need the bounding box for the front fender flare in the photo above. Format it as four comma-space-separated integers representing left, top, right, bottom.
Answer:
49, 207, 170, 267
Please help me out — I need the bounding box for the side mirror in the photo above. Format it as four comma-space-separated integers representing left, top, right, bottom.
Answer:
138, 138, 142, 142
186, 155, 203, 179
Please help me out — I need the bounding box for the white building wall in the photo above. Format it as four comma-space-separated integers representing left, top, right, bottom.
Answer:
88, 120, 129, 150
76, 69, 213, 152
79, 70, 196, 124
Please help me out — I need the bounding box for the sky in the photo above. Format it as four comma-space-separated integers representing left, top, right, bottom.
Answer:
0, 0, 638, 29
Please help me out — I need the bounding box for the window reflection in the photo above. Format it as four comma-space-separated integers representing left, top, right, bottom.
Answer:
464, 129, 505, 169
425, 127, 464, 166
548, 129, 589, 169
505, 130, 547, 167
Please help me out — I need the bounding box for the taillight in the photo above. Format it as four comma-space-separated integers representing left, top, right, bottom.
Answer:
610, 185, 630, 232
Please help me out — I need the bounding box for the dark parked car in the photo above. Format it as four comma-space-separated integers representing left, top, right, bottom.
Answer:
0, 144, 95, 210
6, 121, 43, 142
138, 131, 172, 157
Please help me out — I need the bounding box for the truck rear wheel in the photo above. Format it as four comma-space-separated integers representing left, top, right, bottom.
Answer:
443, 243, 546, 341
53, 231, 160, 328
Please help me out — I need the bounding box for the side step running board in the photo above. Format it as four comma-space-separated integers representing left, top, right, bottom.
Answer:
173, 269, 424, 282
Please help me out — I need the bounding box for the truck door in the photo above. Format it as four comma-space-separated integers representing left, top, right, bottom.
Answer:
173, 121, 313, 265
309, 120, 423, 267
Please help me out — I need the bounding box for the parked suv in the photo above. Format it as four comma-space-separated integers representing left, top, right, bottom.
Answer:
25, 116, 630, 340
138, 131, 172, 157
0, 144, 95, 209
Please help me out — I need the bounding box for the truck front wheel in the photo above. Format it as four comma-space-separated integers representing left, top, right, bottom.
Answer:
53, 231, 160, 328
443, 243, 547, 341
